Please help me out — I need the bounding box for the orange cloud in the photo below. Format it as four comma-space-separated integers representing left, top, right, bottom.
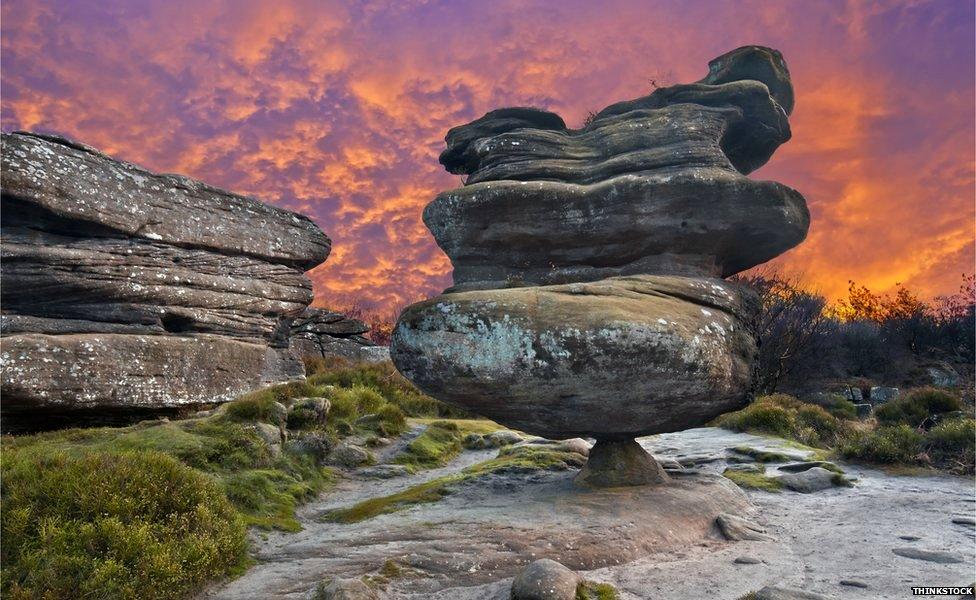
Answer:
2, 0, 973, 313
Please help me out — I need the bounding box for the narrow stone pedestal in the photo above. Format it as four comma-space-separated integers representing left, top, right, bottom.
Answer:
575, 438, 669, 487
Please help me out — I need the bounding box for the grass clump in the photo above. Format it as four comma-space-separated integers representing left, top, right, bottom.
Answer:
224, 380, 323, 423
875, 387, 963, 427
722, 466, 783, 492
840, 418, 975, 474
1, 448, 247, 600
393, 422, 462, 469
577, 580, 620, 600
716, 394, 852, 448
306, 359, 467, 418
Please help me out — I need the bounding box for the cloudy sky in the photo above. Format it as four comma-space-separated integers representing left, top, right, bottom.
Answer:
3, 0, 973, 312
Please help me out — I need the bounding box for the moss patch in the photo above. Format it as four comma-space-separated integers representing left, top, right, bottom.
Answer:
723, 467, 784, 492
393, 422, 463, 469
716, 394, 853, 448
577, 581, 620, 600
1, 448, 248, 600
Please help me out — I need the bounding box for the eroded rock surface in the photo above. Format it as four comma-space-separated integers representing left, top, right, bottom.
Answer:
289, 307, 389, 364
1, 132, 330, 425
391, 46, 809, 485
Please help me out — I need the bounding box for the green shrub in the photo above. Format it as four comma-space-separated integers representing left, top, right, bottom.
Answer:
716, 394, 852, 447
376, 404, 407, 436
308, 361, 467, 418
1, 449, 247, 600
840, 425, 923, 464
876, 387, 963, 428
224, 381, 322, 423
924, 418, 975, 473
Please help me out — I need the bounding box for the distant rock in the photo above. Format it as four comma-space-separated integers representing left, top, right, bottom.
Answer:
926, 363, 960, 388
869, 386, 899, 404
1, 132, 330, 427
839, 580, 869, 588
289, 307, 389, 363
734, 555, 762, 564
510, 558, 580, 600
855, 403, 873, 419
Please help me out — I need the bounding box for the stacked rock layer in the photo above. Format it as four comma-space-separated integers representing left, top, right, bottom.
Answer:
289, 307, 389, 363
1, 132, 331, 420
391, 47, 810, 485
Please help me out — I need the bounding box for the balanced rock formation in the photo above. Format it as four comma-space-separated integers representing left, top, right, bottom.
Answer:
391, 46, 809, 486
1, 132, 330, 424
289, 307, 388, 363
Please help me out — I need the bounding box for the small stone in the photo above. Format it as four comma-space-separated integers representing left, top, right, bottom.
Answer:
315, 577, 377, 600
892, 547, 964, 564
951, 517, 976, 526
284, 432, 333, 464
777, 461, 840, 474
288, 397, 330, 428
840, 580, 869, 588
898, 535, 921, 541
462, 433, 488, 449
250, 422, 283, 456
854, 403, 872, 419
359, 464, 411, 479
330, 443, 373, 468
510, 558, 580, 600
270, 401, 288, 428
869, 386, 899, 404
754, 585, 830, 600
575, 439, 668, 487
487, 430, 523, 447
777, 467, 850, 493
716, 513, 772, 542
734, 556, 761, 564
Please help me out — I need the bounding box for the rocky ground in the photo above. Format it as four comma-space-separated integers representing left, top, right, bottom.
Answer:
206, 426, 974, 600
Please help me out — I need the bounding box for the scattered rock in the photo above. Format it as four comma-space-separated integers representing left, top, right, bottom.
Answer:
777, 461, 840, 473
0, 132, 328, 420
487, 430, 523, 447
898, 535, 921, 541
926, 364, 960, 388
777, 467, 850, 493
284, 432, 334, 464
725, 463, 764, 473
892, 547, 964, 564
869, 386, 899, 404
359, 464, 411, 479
842, 387, 864, 402
716, 513, 772, 541
251, 422, 283, 449
839, 580, 869, 588
575, 439, 669, 487
855, 403, 872, 419
314, 577, 378, 600
270, 401, 289, 428
951, 517, 976, 526
288, 397, 331, 429
290, 307, 388, 363
330, 443, 373, 468
754, 585, 831, 600
734, 555, 762, 564
510, 558, 580, 600
730, 446, 808, 463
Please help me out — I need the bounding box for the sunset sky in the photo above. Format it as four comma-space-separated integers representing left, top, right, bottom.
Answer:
2, 0, 973, 313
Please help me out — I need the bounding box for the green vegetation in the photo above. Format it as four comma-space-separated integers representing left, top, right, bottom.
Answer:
715, 394, 852, 448
324, 444, 585, 524
722, 466, 784, 492
840, 418, 975, 473
577, 580, 620, 600
730, 446, 796, 463
394, 421, 463, 469
305, 358, 468, 418
1, 449, 247, 600
875, 387, 963, 427
719, 390, 974, 474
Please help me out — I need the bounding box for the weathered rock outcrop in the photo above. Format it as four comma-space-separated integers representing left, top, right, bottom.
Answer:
289, 307, 389, 363
391, 46, 809, 486
1, 132, 330, 422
